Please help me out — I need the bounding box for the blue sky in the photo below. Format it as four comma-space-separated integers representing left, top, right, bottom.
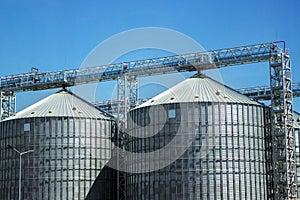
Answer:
0, 0, 300, 110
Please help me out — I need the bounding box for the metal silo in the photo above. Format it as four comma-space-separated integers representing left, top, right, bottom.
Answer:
0, 89, 116, 200
125, 74, 270, 199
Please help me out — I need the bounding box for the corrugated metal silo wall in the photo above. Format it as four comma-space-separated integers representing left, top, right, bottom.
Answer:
125, 102, 270, 200
0, 117, 117, 200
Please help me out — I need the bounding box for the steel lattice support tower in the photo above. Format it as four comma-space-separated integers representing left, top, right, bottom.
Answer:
115, 75, 137, 200
116, 76, 127, 200
269, 51, 297, 199
0, 91, 16, 121
128, 75, 138, 109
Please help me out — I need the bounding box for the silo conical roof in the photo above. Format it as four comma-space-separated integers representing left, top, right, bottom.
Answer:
294, 111, 300, 129
137, 74, 261, 108
6, 89, 111, 120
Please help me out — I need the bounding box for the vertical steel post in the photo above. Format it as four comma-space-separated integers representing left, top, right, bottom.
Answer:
128, 76, 138, 110
269, 49, 296, 199
116, 76, 127, 200
7, 145, 34, 200
115, 75, 138, 200
0, 91, 16, 121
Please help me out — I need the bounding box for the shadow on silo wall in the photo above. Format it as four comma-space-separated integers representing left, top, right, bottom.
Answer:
85, 165, 117, 200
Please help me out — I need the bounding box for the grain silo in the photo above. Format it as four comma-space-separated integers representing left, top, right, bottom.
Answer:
125, 74, 270, 199
0, 89, 116, 200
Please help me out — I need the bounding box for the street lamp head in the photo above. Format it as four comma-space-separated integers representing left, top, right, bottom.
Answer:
7, 144, 34, 155
21, 149, 34, 155
7, 144, 20, 154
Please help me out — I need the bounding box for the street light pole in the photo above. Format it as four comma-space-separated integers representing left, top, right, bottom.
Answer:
7, 144, 34, 200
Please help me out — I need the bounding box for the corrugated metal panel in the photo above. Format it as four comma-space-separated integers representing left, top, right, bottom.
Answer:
137, 75, 260, 109
5, 89, 110, 120
0, 89, 116, 199
0, 117, 115, 199
126, 74, 268, 200
126, 102, 269, 200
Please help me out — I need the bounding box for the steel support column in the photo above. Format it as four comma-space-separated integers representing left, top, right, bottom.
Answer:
116, 76, 126, 200
269, 51, 297, 199
115, 75, 138, 200
0, 91, 16, 121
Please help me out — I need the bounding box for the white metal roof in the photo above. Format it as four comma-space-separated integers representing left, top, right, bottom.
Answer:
5, 89, 111, 120
137, 74, 261, 108
294, 112, 300, 129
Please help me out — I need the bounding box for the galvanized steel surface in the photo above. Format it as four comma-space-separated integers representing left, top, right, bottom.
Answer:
294, 111, 300, 198
4, 90, 111, 119
137, 75, 261, 109
126, 76, 269, 200
126, 102, 268, 200
0, 90, 115, 200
